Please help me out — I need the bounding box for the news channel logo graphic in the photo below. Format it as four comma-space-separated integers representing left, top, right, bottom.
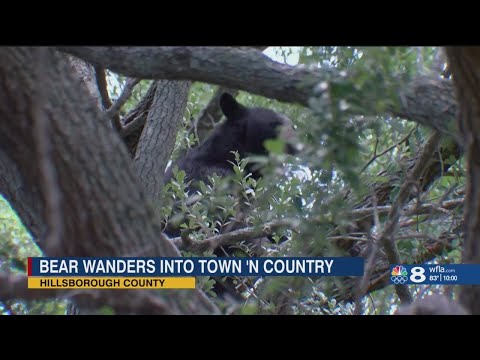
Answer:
391, 265, 426, 284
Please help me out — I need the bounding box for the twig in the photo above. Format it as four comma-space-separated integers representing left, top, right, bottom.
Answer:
172, 218, 300, 252
350, 197, 463, 219
327, 235, 369, 243
94, 65, 123, 132
33, 48, 63, 255
120, 111, 149, 137
394, 232, 439, 242
94, 66, 112, 110
361, 127, 416, 173
378, 130, 441, 304
106, 78, 141, 120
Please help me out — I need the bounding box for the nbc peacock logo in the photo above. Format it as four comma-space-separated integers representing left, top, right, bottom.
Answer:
391, 265, 408, 284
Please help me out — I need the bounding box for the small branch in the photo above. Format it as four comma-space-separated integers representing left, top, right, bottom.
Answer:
328, 235, 369, 243
120, 81, 158, 155
378, 130, 442, 304
94, 66, 112, 110
394, 232, 440, 242
95, 68, 140, 132
172, 219, 300, 252
106, 78, 141, 120
350, 197, 463, 219
120, 111, 149, 137
94, 65, 123, 131
361, 126, 417, 173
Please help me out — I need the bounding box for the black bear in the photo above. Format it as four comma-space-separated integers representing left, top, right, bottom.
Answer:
163, 92, 298, 299
164, 92, 298, 190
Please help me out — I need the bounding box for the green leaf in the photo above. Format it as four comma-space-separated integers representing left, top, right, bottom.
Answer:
264, 139, 286, 155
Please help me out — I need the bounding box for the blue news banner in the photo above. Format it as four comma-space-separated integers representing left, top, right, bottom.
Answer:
28, 257, 364, 277
390, 264, 480, 285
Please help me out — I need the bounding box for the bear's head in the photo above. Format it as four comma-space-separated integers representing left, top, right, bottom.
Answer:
163, 92, 300, 188
218, 92, 299, 160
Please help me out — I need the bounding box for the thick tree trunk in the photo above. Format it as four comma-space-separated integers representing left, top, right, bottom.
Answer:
0, 47, 218, 314
445, 47, 480, 314
133, 80, 191, 200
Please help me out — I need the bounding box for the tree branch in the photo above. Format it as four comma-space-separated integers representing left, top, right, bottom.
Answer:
58, 47, 461, 142
106, 78, 140, 120
121, 81, 157, 155
121, 112, 149, 138
360, 126, 417, 173
378, 131, 441, 304
58, 46, 310, 103
94, 66, 113, 110
172, 218, 300, 252
350, 197, 463, 219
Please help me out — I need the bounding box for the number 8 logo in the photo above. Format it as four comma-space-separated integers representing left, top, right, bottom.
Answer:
410, 267, 426, 283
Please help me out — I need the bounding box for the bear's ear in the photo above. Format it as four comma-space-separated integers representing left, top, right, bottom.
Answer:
220, 93, 246, 120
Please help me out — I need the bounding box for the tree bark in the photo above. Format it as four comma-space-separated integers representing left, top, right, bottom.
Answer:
133, 80, 191, 201
59, 47, 461, 143
445, 47, 480, 315
0, 47, 218, 314
64, 54, 105, 112
59, 46, 312, 106
122, 82, 157, 155
0, 150, 44, 242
